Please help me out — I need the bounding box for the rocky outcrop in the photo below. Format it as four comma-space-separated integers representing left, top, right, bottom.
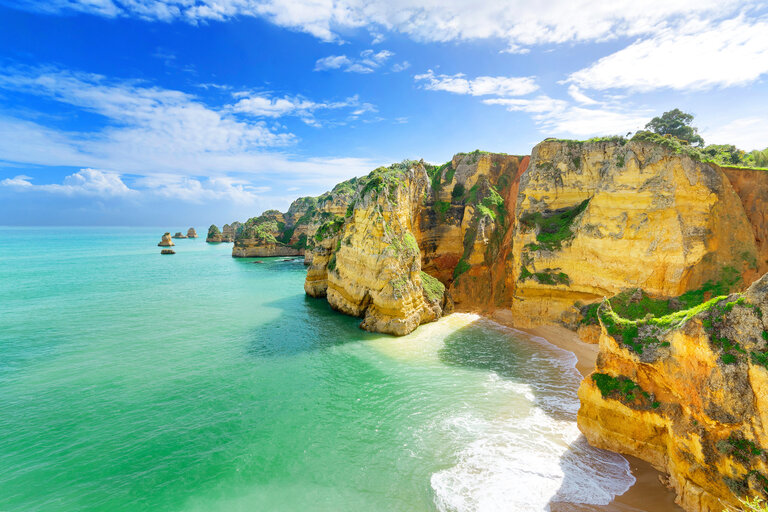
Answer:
160, 249, 175, 255
721, 166, 768, 279
304, 162, 449, 335
206, 225, 223, 243
231, 181, 356, 258
221, 222, 241, 242
577, 272, 768, 511
508, 138, 757, 327
158, 232, 174, 247
187, 227, 197, 238
172, 232, 187, 239
297, 139, 762, 336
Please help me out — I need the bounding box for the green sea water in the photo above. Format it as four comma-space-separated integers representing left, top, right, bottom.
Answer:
0, 227, 634, 512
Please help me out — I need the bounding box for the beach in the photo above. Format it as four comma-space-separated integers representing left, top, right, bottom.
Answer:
491, 311, 682, 512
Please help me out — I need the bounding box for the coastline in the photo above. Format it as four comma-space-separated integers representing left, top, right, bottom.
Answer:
489, 310, 682, 512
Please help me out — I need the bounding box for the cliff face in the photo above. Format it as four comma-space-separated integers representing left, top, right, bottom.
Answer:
231, 181, 356, 258
721, 166, 768, 279
304, 162, 448, 335
296, 140, 763, 336
509, 139, 758, 327
577, 272, 768, 512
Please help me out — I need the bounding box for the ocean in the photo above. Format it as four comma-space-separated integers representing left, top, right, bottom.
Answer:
0, 227, 634, 511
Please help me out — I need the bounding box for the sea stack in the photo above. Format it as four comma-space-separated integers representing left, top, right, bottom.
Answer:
158, 232, 174, 247
206, 224, 223, 243
187, 227, 198, 238
160, 249, 175, 255
172, 232, 187, 239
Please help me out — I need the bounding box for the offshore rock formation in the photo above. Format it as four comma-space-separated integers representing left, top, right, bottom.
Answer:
172, 232, 187, 239
221, 222, 241, 242
577, 272, 768, 511
158, 232, 174, 247
160, 249, 175, 255
206, 225, 223, 243
231, 180, 356, 258
187, 227, 198, 238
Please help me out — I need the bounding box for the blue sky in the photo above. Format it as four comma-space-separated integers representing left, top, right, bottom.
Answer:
1, 1, 767, 226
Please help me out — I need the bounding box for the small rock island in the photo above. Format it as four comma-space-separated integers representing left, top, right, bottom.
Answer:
187, 227, 197, 238
157, 232, 174, 247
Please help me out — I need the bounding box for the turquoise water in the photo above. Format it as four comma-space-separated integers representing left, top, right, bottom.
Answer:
0, 227, 633, 512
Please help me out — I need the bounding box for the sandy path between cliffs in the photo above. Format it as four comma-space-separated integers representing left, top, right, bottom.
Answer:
491, 311, 683, 512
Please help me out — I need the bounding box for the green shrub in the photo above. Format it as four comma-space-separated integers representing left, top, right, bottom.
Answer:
519, 199, 589, 251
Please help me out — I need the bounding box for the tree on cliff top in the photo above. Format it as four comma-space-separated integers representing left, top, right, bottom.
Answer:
645, 109, 705, 147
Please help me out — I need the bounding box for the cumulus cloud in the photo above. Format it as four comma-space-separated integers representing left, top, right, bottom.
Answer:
0, 65, 378, 187
314, 49, 394, 73
1, 169, 134, 196
568, 16, 768, 92
230, 93, 372, 126
13, 0, 753, 52
414, 70, 538, 97
484, 96, 648, 136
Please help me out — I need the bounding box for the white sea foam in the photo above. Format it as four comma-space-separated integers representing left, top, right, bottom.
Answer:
428, 316, 635, 512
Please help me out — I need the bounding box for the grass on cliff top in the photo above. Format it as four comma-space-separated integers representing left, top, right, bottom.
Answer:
580, 266, 742, 326
520, 199, 589, 252
420, 271, 445, 303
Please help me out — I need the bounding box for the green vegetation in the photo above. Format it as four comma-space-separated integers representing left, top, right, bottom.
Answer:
207, 224, 220, 238
292, 233, 308, 250
453, 258, 471, 280
733, 497, 768, 512
314, 216, 345, 242
451, 183, 465, 200
519, 267, 569, 286
386, 228, 420, 259
519, 199, 589, 251
327, 253, 337, 271
645, 108, 704, 146
420, 271, 445, 303
434, 200, 451, 221
580, 267, 742, 326
359, 163, 411, 201
592, 373, 660, 408
476, 185, 504, 220
238, 216, 281, 244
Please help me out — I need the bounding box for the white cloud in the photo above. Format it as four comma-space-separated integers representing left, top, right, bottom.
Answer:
17, 0, 753, 52
229, 93, 369, 126
567, 85, 598, 105
568, 16, 768, 92
702, 117, 768, 151
484, 96, 648, 136
1, 169, 134, 196
314, 49, 394, 73
0, 65, 379, 191
392, 61, 410, 72
415, 70, 538, 97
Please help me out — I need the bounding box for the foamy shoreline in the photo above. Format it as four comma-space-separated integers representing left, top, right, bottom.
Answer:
488, 310, 682, 512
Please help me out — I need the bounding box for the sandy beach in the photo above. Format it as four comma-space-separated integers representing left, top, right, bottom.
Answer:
490, 311, 682, 512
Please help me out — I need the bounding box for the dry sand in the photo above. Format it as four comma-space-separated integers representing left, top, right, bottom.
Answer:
489, 311, 683, 512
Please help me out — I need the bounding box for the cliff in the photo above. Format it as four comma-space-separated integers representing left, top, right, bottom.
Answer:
229, 180, 357, 259
296, 138, 761, 336
509, 137, 758, 327
577, 272, 768, 512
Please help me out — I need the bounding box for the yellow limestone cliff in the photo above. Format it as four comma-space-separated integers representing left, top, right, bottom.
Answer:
300, 139, 759, 335
510, 138, 757, 327
577, 272, 768, 512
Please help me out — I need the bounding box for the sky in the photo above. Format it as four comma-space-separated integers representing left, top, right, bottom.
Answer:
1, 1, 767, 226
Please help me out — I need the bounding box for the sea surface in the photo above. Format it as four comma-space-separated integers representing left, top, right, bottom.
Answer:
0, 227, 634, 512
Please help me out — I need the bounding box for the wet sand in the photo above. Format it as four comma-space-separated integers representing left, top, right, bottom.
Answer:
490, 311, 682, 512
